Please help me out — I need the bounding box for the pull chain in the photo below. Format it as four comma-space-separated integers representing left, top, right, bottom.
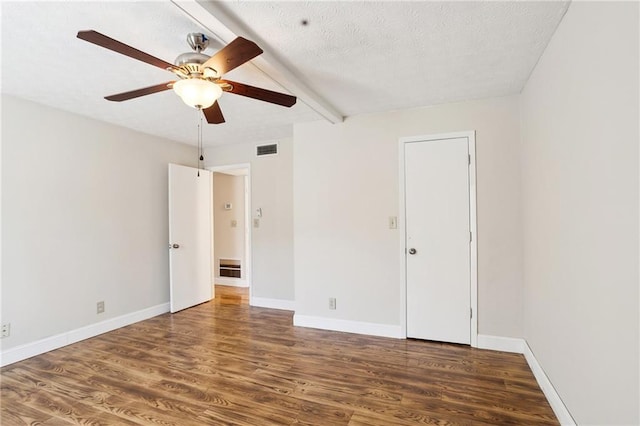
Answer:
199, 113, 204, 163
196, 109, 204, 176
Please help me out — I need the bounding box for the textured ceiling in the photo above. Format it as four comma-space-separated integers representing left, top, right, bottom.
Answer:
1, 1, 569, 147
218, 1, 569, 116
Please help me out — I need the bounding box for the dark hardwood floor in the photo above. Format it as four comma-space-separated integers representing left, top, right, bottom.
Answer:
1, 286, 558, 425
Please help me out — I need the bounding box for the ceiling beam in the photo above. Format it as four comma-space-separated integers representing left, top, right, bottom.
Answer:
171, 0, 344, 124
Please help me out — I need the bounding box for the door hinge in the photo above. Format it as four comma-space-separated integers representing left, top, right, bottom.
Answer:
469, 231, 472, 242
470, 307, 473, 318
468, 154, 471, 165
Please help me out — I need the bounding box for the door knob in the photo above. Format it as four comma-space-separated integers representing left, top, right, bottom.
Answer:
408, 248, 417, 255
171, 243, 180, 249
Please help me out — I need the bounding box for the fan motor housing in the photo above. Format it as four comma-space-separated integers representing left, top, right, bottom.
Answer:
175, 32, 218, 79
175, 33, 211, 68
175, 51, 209, 67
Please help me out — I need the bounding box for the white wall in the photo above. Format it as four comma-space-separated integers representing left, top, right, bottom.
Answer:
204, 139, 294, 302
293, 96, 523, 336
520, 2, 639, 424
212, 173, 246, 280
1, 95, 196, 351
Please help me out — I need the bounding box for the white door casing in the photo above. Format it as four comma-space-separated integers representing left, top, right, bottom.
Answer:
400, 132, 478, 346
168, 163, 213, 313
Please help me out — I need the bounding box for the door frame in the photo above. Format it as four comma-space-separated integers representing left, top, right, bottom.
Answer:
398, 131, 478, 347
208, 163, 252, 301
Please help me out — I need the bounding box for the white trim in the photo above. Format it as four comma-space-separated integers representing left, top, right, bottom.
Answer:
244, 175, 251, 290
523, 342, 577, 426
0, 303, 169, 367
293, 315, 403, 339
398, 144, 407, 337
215, 277, 248, 287
468, 133, 478, 347
208, 163, 251, 175
398, 131, 478, 346
475, 335, 575, 425
477, 334, 525, 353
251, 297, 295, 311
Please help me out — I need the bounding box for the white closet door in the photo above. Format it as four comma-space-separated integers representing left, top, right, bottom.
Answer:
405, 137, 471, 344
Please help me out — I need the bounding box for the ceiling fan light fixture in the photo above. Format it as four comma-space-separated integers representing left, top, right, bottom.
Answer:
77, 30, 295, 124
173, 78, 222, 109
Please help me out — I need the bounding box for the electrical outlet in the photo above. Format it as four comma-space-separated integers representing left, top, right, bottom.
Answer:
1, 323, 10, 338
329, 298, 336, 310
97, 301, 105, 314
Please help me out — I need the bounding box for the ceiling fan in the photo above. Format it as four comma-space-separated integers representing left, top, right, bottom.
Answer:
77, 30, 297, 124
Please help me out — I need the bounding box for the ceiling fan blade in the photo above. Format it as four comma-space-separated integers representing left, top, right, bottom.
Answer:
77, 30, 175, 71
221, 80, 297, 107
203, 101, 225, 124
202, 37, 263, 76
105, 81, 175, 102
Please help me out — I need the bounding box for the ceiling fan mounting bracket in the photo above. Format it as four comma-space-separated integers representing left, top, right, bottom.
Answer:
186, 33, 209, 52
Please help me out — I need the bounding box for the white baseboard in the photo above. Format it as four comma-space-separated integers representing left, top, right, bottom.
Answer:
477, 334, 525, 353
250, 297, 295, 311
477, 334, 575, 425
214, 277, 248, 287
522, 341, 576, 426
0, 303, 169, 367
293, 314, 403, 339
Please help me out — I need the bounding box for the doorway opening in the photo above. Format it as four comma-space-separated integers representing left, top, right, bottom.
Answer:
208, 164, 252, 299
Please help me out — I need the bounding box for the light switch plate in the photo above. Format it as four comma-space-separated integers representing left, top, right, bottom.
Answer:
389, 216, 398, 229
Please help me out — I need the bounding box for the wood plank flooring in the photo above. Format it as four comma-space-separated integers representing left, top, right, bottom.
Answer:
1, 286, 558, 425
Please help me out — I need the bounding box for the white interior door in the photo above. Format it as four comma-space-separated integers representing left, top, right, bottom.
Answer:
405, 137, 471, 344
169, 163, 213, 313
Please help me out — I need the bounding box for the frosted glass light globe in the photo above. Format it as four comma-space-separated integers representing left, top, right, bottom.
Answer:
173, 79, 222, 109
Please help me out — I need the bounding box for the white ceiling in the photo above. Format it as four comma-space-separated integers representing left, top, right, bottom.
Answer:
1, 1, 569, 147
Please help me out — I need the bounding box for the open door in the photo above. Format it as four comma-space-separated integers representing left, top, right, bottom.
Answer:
168, 163, 213, 313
